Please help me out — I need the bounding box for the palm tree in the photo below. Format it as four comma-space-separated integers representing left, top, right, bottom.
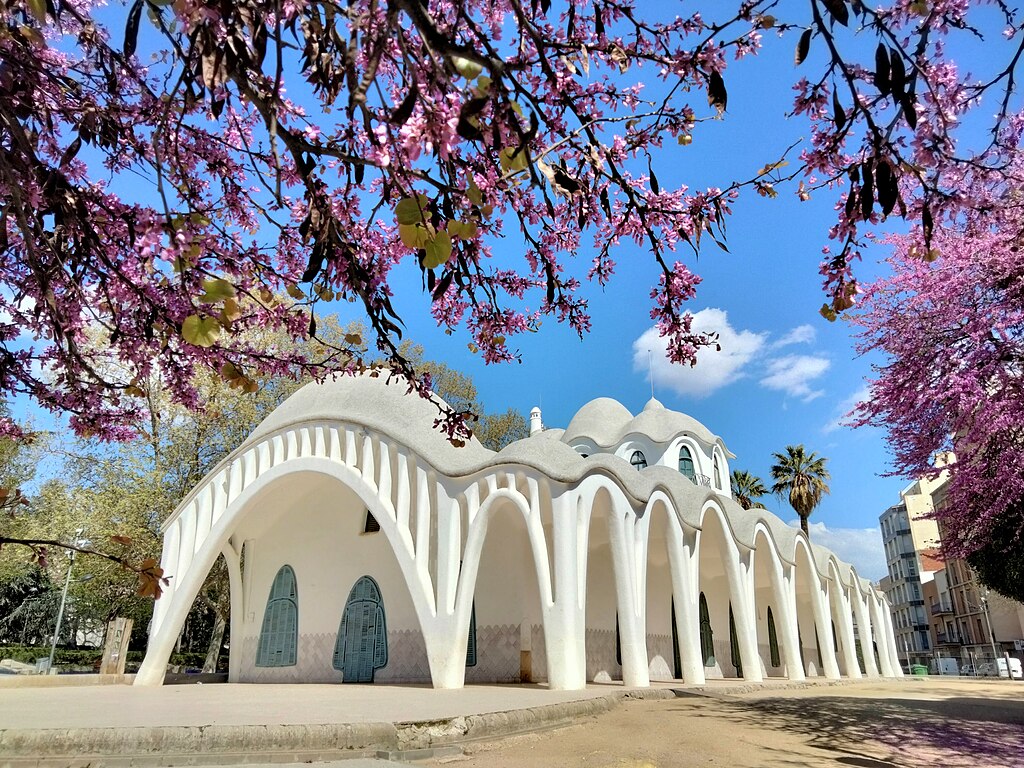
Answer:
769, 445, 831, 536
730, 470, 767, 510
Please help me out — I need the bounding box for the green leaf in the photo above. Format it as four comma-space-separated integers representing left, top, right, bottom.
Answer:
447, 220, 479, 239
423, 231, 453, 269
182, 315, 222, 347
500, 146, 529, 175
399, 223, 430, 248
26, 0, 47, 22
452, 55, 483, 80
395, 194, 429, 225
199, 278, 237, 303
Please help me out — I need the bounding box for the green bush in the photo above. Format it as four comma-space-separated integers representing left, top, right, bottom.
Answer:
0, 645, 225, 669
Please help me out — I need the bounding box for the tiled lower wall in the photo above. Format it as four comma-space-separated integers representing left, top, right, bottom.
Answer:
238, 624, 548, 684
238, 626, 700, 684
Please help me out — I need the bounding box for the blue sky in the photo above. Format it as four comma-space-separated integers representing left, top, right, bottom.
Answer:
315, 34, 911, 580
19, 4, 1018, 580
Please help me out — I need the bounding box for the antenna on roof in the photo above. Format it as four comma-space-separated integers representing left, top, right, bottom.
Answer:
648, 349, 655, 399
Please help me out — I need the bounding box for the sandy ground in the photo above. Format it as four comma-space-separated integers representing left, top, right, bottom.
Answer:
428, 679, 1024, 768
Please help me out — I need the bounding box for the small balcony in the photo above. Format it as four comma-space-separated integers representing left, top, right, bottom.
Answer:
935, 631, 963, 646
689, 473, 713, 488
930, 601, 954, 616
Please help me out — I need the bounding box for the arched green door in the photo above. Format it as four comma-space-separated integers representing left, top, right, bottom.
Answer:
334, 575, 388, 683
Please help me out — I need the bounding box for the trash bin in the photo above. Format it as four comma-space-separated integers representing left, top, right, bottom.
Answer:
911, 664, 928, 676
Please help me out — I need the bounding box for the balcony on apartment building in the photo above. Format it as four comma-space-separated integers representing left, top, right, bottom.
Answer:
930, 600, 955, 616
935, 630, 964, 646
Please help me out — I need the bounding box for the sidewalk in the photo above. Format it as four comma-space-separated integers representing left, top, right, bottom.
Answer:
0, 678, 865, 768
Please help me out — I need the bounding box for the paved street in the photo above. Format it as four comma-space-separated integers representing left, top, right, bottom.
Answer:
426, 678, 1024, 768
2, 678, 1022, 767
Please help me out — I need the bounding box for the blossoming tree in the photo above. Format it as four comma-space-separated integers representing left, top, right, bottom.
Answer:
855, 158, 1024, 569
2, 2, 1022, 474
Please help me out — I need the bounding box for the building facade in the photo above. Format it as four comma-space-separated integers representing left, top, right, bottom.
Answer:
135, 374, 901, 689
881, 471, 1024, 672
878, 477, 944, 667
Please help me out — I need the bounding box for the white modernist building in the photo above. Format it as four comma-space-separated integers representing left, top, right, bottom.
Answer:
135, 374, 902, 688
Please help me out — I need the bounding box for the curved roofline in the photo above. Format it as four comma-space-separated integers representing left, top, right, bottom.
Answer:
161, 375, 863, 589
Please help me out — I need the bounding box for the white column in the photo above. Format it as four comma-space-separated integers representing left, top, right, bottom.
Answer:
779, 564, 806, 682
812, 580, 842, 680
671, 527, 705, 684
607, 497, 649, 687
223, 542, 244, 683
852, 588, 880, 678
880, 599, 904, 677
869, 594, 897, 677
832, 584, 862, 679
544, 493, 586, 690
730, 548, 763, 682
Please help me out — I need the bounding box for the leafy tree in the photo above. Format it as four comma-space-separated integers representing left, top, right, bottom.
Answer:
966, 509, 1024, 605
0, 0, 1019, 447
399, 340, 528, 450
730, 469, 767, 511
769, 446, 830, 536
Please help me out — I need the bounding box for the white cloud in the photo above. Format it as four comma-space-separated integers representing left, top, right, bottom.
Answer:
771, 324, 816, 349
789, 520, 887, 582
759, 354, 830, 401
632, 308, 767, 398
823, 385, 871, 434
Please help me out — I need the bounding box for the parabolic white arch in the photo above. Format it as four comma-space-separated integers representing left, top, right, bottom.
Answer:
136, 373, 900, 689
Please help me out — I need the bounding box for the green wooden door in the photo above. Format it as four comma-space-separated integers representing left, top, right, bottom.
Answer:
334, 576, 388, 683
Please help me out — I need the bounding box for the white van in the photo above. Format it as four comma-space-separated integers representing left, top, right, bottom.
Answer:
929, 657, 960, 676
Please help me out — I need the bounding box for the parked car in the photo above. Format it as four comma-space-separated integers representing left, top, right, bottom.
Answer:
977, 658, 1023, 679
959, 663, 979, 676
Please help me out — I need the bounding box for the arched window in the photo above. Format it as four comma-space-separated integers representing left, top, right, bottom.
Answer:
256, 565, 298, 667
699, 592, 715, 666
713, 454, 723, 489
678, 446, 696, 482
630, 450, 647, 470
729, 603, 743, 676
767, 606, 781, 667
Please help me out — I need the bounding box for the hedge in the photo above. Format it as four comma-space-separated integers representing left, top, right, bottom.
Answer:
0, 646, 222, 668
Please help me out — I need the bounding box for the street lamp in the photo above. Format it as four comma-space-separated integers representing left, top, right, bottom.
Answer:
46, 532, 90, 675
46, 549, 76, 675
980, 589, 1001, 670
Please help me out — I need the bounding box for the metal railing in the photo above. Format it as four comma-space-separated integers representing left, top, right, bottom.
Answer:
930, 601, 954, 616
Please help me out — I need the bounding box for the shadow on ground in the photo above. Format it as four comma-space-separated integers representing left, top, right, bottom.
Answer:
669, 688, 1024, 767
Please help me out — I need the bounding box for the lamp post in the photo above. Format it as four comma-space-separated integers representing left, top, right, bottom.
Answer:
980, 589, 1001, 672
46, 549, 75, 675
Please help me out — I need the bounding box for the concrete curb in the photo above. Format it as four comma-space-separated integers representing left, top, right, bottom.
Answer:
0, 679, 883, 768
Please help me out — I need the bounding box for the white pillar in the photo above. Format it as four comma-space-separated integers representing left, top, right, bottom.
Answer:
731, 549, 763, 682
544, 493, 586, 690
671, 527, 705, 684
812, 580, 842, 680
607, 498, 649, 687
879, 599, 904, 677
223, 542, 244, 683
779, 564, 806, 682
832, 583, 862, 679
852, 588, 880, 678
869, 593, 897, 678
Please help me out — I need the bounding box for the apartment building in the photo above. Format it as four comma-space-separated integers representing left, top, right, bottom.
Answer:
878, 476, 945, 667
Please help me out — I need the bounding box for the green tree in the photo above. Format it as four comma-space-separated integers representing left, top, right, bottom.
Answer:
966, 508, 1024, 605
769, 446, 831, 536
399, 341, 528, 451
730, 470, 767, 511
